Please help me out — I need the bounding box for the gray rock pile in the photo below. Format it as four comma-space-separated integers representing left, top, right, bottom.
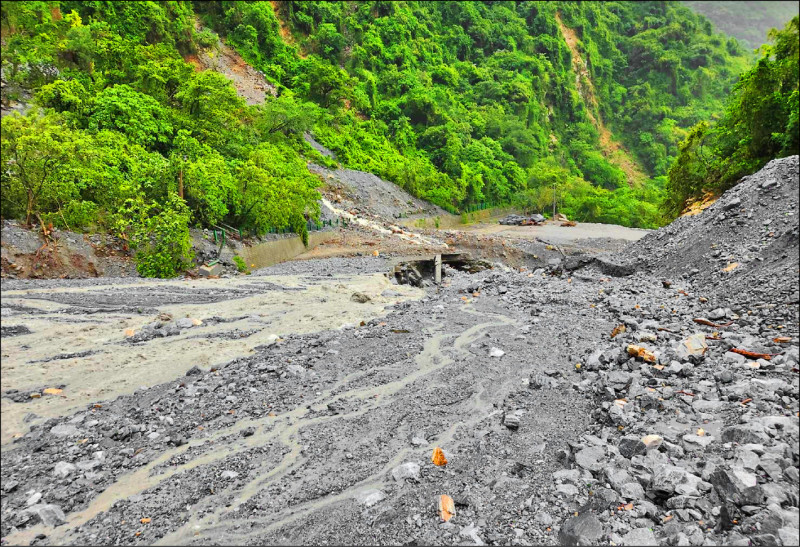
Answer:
552, 157, 800, 546
499, 214, 546, 226
620, 155, 799, 311
562, 303, 799, 545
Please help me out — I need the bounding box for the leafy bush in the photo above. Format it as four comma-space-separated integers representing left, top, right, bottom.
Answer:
195, 28, 218, 49
113, 195, 194, 278
36, 79, 90, 115
89, 85, 173, 148
232, 255, 247, 273
41, 200, 99, 230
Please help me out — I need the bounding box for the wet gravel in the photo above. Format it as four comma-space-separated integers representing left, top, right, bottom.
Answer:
1, 158, 798, 546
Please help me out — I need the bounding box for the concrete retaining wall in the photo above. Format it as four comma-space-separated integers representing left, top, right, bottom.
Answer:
239, 231, 328, 269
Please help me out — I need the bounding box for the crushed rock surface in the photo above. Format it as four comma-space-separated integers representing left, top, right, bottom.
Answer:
619, 155, 799, 310
0, 158, 798, 546
309, 163, 449, 221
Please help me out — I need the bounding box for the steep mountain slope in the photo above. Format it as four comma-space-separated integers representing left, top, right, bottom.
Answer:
0, 1, 763, 277
186, 19, 277, 106
555, 12, 648, 187
683, 1, 799, 51
202, 1, 752, 224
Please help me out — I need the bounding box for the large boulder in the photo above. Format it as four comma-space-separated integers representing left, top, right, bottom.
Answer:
558, 512, 604, 546
22, 504, 66, 527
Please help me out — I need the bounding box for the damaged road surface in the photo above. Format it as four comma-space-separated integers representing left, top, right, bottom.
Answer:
1, 157, 799, 546
393, 253, 494, 287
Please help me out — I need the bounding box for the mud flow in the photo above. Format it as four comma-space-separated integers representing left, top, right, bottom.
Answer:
1, 157, 798, 547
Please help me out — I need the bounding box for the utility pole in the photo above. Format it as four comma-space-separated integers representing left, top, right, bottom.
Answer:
552, 182, 557, 219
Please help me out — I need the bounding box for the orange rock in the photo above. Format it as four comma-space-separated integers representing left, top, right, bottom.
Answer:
611, 325, 626, 338
432, 447, 448, 466
438, 495, 455, 522
626, 344, 657, 363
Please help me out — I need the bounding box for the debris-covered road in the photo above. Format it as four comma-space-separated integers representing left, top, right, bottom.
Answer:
1, 157, 798, 546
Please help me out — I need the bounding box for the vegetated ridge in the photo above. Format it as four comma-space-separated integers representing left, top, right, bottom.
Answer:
0, 1, 795, 278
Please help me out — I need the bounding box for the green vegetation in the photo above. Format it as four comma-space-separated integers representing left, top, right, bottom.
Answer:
232, 255, 248, 273
114, 194, 195, 278
205, 0, 751, 225
0, 1, 788, 276
666, 17, 799, 214
683, 1, 798, 52
1, 2, 321, 276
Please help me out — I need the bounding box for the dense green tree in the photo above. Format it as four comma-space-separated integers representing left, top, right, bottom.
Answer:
666, 16, 799, 213
255, 94, 323, 137
292, 56, 352, 108
175, 71, 245, 144
89, 84, 173, 148
2, 0, 791, 279
1, 110, 86, 225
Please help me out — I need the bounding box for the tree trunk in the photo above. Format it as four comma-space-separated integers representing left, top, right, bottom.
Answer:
26, 192, 34, 226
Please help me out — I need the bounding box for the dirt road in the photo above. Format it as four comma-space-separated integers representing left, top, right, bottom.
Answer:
461, 221, 650, 246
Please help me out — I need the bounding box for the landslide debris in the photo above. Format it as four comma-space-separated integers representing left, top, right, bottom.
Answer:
553, 155, 800, 546
309, 161, 448, 222
0, 158, 797, 547
620, 155, 800, 310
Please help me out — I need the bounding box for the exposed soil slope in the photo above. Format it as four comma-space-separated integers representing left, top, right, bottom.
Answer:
186, 21, 276, 106
556, 13, 649, 187
0, 221, 137, 280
